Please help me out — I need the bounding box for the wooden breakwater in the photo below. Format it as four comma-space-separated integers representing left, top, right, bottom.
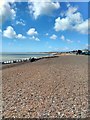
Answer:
1, 55, 59, 69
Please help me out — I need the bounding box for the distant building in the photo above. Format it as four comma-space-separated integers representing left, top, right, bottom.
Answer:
82, 49, 90, 55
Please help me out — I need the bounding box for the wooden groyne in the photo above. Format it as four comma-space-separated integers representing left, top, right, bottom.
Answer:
1, 55, 59, 69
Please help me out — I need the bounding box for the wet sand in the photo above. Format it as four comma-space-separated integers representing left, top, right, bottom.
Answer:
2, 55, 89, 118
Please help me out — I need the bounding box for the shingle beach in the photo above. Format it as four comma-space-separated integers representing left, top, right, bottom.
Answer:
2, 55, 89, 118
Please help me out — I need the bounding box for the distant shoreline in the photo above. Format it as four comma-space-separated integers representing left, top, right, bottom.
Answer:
1, 53, 88, 70
0, 50, 90, 63
0, 52, 54, 63
1, 55, 59, 70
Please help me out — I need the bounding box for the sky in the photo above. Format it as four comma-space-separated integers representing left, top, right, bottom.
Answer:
0, 0, 89, 52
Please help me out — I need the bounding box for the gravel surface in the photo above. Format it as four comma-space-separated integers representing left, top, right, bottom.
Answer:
2, 55, 89, 118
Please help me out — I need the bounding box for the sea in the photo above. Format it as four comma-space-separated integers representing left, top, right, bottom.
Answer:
0, 52, 53, 62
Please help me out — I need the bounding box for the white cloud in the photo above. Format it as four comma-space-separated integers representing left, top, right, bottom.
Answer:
60, 11, 65, 17
54, 17, 70, 31
16, 20, 25, 26
30, 36, 35, 39
54, 5, 89, 34
16, 34, 26, 39
66, 39, 73, 43
50, 34, 57, 40
3, 26, 16, 38
27, 28, 38, 36
29, 36, 40, 41
74, 19, 88, 34
67, 3, 70, 8
0, 1, 16, 23
60, 35, 65, 41
60, 35, 73, 43
66, 6, 78, 16
35, 37, 40, 41
3, 26, 26, 39
28, 0, 60, 19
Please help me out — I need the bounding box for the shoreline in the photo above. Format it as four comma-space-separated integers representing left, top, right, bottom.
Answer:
1, 52, 87, 64
1, 52, 89, 65
1, 55, 59, 70
1, 53, 88, 69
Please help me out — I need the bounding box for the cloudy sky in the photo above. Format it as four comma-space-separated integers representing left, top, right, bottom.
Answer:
0, 1, 89, 52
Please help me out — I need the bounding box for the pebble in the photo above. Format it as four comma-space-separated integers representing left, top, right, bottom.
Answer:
2, 55, 88, 118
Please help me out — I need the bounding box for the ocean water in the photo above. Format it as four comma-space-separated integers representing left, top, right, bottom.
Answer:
0, 52, 53, 62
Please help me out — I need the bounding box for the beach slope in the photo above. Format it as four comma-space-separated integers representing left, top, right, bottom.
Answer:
2, 55, 89, 118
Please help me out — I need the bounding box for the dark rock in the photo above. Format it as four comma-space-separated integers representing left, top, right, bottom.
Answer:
30, 58, 36, 62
